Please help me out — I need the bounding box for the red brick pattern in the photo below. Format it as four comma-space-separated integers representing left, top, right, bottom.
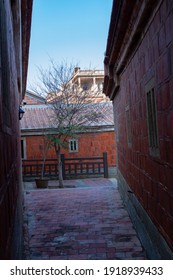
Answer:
24, 95, 40, 105
0, 2, 20, 259
25, 131, 116, 167
114, 1, 173, 249
23, 92, 46, 105
23, 179, 147, 260
0, 0, 32, 259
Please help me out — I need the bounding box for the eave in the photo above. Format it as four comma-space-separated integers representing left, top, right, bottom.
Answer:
20, 125, 115, 137
21, 0, 33, 99
103, 0, 161, 99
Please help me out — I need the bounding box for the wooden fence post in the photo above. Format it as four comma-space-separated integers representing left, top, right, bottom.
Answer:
60, 154, 66, 180
103, 152, 108, 178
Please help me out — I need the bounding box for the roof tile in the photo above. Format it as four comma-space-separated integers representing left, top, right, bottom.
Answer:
20, 103, 114, 130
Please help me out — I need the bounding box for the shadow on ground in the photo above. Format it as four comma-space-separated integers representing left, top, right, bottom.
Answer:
23, 178, 147, 260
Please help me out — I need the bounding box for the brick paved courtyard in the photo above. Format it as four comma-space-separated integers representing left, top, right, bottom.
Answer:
23, 178, 147, 260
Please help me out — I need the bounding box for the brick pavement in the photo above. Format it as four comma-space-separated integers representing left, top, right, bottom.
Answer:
23, 178, 147, 260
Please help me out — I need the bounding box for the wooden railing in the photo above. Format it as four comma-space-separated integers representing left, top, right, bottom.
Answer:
22, 152, 108, 179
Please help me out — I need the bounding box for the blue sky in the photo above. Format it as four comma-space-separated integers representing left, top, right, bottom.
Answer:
27, 0, 113, 87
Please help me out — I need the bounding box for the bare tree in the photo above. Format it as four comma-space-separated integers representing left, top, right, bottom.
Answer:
32, 60, 107, 187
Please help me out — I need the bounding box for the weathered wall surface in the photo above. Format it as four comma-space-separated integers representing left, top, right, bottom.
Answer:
114, 0, 173, 255
0, 0, 22, 259
0, 0, 32, 259
24, 131, 116, 168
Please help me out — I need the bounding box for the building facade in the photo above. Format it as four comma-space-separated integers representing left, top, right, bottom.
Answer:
104, 0, 173, 259
69, 68, 109, 102
0, 0, 32, 259
21, 91, 116, 177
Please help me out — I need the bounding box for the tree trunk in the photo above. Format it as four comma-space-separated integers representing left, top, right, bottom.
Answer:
41, 154, 46, 179
56, 145, 64, 188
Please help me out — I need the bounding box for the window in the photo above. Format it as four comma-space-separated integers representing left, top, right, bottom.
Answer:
82, 83, 90, 91
125, 105, 132, 147
69, 139, 78, 152
21, 138, 26, 159
145, 78, 159, 157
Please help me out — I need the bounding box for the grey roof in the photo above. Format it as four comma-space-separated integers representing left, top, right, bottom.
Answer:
20, 102, 114, 131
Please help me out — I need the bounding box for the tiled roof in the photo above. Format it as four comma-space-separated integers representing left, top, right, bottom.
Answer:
20, 102, 114, 131
20, 105, 53, 130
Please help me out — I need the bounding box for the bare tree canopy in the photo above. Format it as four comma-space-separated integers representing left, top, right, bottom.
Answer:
31, 59, 110, 187
33, 60, 75, 97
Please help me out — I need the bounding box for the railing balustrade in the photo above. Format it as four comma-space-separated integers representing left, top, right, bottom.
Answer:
22, 152, 108, 179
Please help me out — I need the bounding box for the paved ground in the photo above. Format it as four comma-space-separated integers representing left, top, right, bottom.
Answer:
23, 178, 147, 260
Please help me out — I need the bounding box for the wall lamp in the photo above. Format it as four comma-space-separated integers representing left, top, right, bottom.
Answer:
19, 106, 25, 120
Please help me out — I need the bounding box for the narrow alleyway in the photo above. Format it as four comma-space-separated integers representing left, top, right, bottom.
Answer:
23, 178, 147, 260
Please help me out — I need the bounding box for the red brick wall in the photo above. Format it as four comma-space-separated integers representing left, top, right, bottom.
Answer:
25, 131, 116, 167
23, 95, 45, 105
0, 0, 22, 259
114, 1, 173, 249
